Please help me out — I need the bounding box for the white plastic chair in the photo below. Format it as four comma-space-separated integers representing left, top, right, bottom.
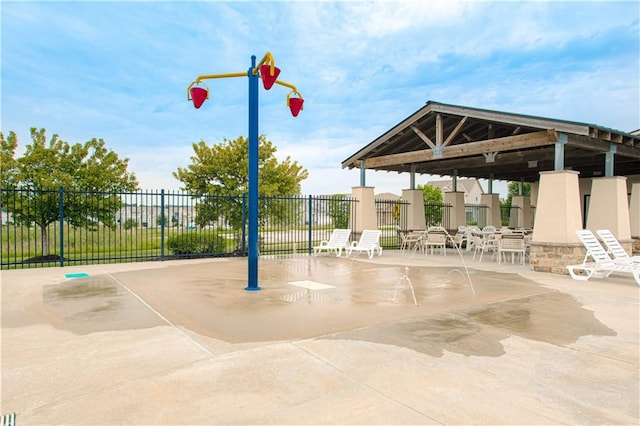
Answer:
400, 231, 423, 253
596, 229, 640, 263
472, 235, 498, 262
566, 230, 640, 285
498, 234, 526, 265
347, 230, 382, 259
424, 226, 447, 256
312, 229, 351, 257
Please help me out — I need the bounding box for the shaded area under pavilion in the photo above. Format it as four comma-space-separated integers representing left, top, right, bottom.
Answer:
341, 101, 640, 273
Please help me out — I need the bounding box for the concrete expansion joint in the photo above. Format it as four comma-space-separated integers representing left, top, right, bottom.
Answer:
291, 342, 443, 424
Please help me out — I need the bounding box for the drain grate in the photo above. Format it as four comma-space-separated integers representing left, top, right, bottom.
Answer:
1, 413, 16, 426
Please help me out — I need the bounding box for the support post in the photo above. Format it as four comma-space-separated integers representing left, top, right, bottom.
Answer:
554, 133, 567, 170
246, 55, 260, 291
59, 186, 64, 267
605, 144, 616, 177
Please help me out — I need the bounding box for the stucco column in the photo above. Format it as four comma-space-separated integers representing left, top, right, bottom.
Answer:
532, 171, 582, 243
530, 171, 584, 274
443, 191, 465, 232
511, 195, 532, 229
630, 182, 640, 239
480, 193, 501, 228
350, 186, 376, 235
586, 176, 631, 239
530, 181, 539, 226
401, 189, 426, 231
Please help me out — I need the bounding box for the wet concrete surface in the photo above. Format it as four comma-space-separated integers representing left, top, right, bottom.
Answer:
29, 257, 582, 345
1, 252, 638, 424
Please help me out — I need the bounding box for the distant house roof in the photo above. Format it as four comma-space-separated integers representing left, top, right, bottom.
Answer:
426, 178, 484, 194
342, 101, 640, 182
375, 192, 400, 200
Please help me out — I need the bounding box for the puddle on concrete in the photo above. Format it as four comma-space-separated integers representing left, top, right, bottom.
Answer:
326, 291, 617, 357
38, 275, 165, 334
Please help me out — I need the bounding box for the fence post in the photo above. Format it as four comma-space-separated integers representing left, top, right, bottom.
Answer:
242, 193, 247, 254
59, 186, 64, 267
160, 189, 165, 261
308, 195, 313, 254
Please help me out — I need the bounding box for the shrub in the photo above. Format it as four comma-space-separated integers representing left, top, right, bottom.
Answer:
167, 231, 227, 255
123, 218, 138, 230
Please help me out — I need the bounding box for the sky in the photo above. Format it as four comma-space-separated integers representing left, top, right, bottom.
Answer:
2, 0, 639, 199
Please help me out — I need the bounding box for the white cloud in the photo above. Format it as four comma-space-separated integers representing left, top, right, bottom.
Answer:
2, 0, 638, 199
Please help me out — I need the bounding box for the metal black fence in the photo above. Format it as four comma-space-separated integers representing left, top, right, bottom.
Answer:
424, 202, 452, 229
0, 188, 360, 269
1, 187, 535, 269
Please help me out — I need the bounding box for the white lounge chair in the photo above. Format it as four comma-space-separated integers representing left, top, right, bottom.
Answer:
566, 229, 640, 285
313, 229, 351, 257
596, 229, 640, 263
347, 230, 382, 259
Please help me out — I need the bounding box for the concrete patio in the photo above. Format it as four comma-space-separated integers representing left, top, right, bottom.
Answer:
1, 249, 638, 425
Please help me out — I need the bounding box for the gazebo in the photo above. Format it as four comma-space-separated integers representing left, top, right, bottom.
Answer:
342, 101, 640, 273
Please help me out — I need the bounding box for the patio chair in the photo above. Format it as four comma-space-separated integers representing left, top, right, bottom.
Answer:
481, 225, 497, 235
498, 233, 526, 265
452, 226, 469, 249
312, 228, 351, 257
347, 229, 382, 259
424, 226, 447, 256
566, 230, 640, 285
399, 230, 424, 253
471, 235, 498, 262
596, 229, 640, 263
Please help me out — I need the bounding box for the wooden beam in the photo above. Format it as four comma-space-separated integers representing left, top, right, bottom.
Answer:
567, 134, 640, 159
411, 125, 436, 150
363, 129, 557, 168
444, 116, 468, 146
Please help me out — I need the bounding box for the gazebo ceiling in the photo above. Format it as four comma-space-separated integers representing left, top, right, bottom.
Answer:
342, 101, 640, 183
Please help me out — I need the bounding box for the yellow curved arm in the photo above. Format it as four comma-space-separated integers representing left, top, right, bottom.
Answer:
186, 72, 246, 99
286, 89, 304, 108
277, 80, 304, 106
186, 80, 210, 100
252, 52, 276, 76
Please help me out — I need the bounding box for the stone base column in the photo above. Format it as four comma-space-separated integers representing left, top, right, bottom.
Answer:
586, 176, 631, 239
444, 191, 465, 233
401, 189, 426, 231
512, 195, 532, 229
630, 182, 640, 239
480, 193, 501, 228
350, 186, 376, 240
530, 171, 584, 273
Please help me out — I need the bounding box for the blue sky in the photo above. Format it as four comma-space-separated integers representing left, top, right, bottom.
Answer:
2, 1, 639, 197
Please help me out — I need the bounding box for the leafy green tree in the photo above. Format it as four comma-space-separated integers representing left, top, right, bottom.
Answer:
0, 128, 138, 255
418, 183, 443, 204
504, 181, 532, 207
500, 181, 532, 226
327, 194, 350, 228
173, 135, 308, 236
417, 183, 444, 226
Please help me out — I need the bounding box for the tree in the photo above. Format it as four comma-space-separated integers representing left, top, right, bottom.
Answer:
0, 128, 138, 256
173, 135, 308, 234
418, 184, 444, 204
500, 182, 532, 226
327, 194, 350, 228
417, 183, 444, 226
